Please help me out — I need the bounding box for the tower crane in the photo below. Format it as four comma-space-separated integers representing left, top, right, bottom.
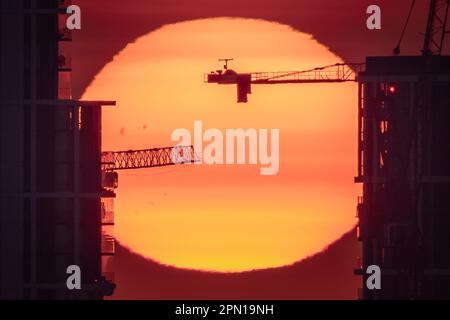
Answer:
100, 145, 197, 189
102, 145, 197, 171
205, 1, 449, 102
205, 62, 364, 103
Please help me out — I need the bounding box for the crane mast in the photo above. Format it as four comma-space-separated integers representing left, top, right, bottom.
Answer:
423, 0, 450, 55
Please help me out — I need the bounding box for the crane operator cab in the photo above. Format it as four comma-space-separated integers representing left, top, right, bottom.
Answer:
205, 58, 252, 103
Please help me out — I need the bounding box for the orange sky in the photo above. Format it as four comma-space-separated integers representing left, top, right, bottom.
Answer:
83, 18, 359, 272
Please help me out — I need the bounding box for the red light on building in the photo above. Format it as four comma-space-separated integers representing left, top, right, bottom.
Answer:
388, 85, 397, 94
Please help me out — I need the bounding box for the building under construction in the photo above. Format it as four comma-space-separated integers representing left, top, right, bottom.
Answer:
355, 55, 450, 299
0, 0, 116, 299
0, 0, 197, 300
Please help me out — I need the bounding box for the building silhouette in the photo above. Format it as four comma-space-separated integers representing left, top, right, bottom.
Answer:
355, 55, 450, 299
0, 0, 115, 299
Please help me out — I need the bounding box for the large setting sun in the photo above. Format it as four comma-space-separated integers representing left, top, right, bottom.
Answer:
82, 17, 359, 272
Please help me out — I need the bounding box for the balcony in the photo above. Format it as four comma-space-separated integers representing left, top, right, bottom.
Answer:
102, 272, 115, 283
102, 209, 115, 226
58, 54, 72, 72
356, 196, 364, 218
102, 171, 118, 189
58, 27, 72, 41
101, 232, 115, 256
101, 198, 115, 226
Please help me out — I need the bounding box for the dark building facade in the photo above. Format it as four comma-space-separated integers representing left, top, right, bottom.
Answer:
0, 0, 115, 299
356, 56, 450, 299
